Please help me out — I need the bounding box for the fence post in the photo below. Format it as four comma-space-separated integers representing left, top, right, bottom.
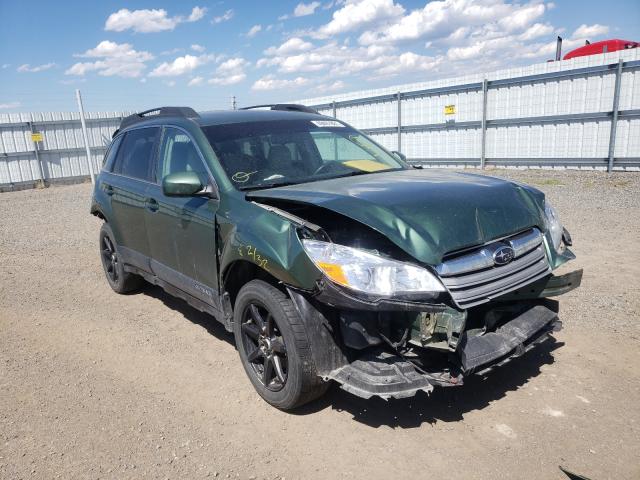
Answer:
480, 79, 488, 169
75, 89, 95, 184
3, 156, 12, 185
607, 59, 623, 173
397, 91, 402, 152
28, 115, 46, 187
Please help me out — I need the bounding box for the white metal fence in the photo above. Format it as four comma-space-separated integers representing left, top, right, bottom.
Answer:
297, 49, 640, 171
0, 111, 131, 189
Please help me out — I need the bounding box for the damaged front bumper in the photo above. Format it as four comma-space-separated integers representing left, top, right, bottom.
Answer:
289, 269, 581, 401
327, 303, 561, 400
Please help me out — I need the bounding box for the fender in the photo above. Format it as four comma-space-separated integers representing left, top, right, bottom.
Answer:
217, 198, 322, 291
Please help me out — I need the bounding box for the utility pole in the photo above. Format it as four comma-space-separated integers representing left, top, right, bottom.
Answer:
75, 89, 95, 185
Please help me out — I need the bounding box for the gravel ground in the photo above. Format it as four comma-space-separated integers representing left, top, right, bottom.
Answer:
1, 169, 639, 480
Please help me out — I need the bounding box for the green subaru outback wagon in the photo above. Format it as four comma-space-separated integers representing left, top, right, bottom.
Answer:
91, 105, 582, 409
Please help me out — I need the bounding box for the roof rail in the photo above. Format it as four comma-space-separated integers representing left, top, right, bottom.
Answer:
239, 104, 319, 114
118, 106, 200, 132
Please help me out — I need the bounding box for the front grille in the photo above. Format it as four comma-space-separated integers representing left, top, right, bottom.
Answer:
436, 228, 551, 309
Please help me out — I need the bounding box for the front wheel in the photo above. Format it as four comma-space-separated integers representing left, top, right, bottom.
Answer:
233, 280, 329, 410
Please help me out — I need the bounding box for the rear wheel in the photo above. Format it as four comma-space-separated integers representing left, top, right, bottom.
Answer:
99, 223, 143, 294
233, 280, 329, 410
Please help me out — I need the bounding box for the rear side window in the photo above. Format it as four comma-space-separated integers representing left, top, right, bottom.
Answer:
102, 135, 123, 171
112, 127, 160, 181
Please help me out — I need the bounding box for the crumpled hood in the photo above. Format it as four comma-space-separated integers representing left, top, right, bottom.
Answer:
247, 169, 546, 265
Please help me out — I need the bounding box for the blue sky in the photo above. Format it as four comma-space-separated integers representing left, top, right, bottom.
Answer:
1, 0, 638, 112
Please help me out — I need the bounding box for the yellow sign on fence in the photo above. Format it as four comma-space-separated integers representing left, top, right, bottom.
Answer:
444, 105, 456, 115
31, 132, 43, 142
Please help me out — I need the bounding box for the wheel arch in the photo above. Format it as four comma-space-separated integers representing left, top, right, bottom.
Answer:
223, 260, 284, 308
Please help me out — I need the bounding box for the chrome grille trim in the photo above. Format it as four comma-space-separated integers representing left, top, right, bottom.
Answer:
436, 228, 543, 277
436, 228, 551, 309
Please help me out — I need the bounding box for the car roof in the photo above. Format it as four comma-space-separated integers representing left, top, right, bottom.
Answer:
195, 109, 329, 127
115, 108, 332, 137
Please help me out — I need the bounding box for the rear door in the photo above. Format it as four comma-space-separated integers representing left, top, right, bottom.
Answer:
103, 126, 160, 270
145, 126, 220, 306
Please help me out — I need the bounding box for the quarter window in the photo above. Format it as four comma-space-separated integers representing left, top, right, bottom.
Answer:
112, 127, 160, 181
102, 135, 123, 171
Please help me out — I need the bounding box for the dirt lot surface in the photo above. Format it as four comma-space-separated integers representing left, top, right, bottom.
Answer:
1, 169, 639, 480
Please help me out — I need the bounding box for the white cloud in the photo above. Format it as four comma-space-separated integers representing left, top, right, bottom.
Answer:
323, 0, 346, 9
253, 1, 609, 94
188, 76, 204, 86
377, 51, 442, 76
315, 0, 404, 38
208, 57, 248, 85
161, 47, 184, 56
497, 3, 546, 32
209, 74, 246, 85
294, 2, 321, 17
213, 9, 234, 24
572, 23, 609, 40
312, 79, 346, 93
105, 6, 206, 33
357, 0, 546, 46
252, 75, 309, 91
259, 40, 401, 77
518, 23, 554, 41
149, 53, 217, 77
0, 101, 21, 110
66, 40, 154, 78
1, 64, 10, 69
191, 44, 206, 52
188, 6, 207, 22
164, 80, 176, 87
246, 24, 262, 38
264, 37, 314, 56
17, 63, 56, 73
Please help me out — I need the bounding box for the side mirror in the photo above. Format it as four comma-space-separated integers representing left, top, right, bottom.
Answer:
391, 150, 407, 162
162, 171, 205, 197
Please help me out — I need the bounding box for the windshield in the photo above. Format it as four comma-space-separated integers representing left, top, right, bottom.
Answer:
202, 119, 406, 190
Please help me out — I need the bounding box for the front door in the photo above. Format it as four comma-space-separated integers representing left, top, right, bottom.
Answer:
145, 126, 220, 307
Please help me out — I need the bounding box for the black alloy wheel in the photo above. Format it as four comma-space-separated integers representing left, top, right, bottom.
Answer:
101, 234, 119, 283
98, 223, 143, 294
240, 302, 288, 391
232, 280, 329, 410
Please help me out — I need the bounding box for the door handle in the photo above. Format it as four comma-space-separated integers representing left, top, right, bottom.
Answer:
146, 197, 159, 212
104, 184, 114, 196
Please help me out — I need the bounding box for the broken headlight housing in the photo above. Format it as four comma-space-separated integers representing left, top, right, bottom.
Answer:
302, 239, 445, 296
544, 202, 563, 251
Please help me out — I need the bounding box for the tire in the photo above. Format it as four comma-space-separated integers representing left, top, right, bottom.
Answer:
99, 223, 144, 294
233, 279, 329, 410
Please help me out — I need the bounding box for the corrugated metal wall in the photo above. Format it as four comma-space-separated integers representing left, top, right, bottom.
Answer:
297, 49, 640, 170
0, 111, 131, 186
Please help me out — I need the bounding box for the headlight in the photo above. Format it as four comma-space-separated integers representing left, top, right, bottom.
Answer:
301, 239, 444, 296
544, 202, 563, 251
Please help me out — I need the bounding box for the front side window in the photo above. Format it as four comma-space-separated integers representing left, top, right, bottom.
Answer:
202, 119, 405, 190
157, 127, 209, 183
112, 127, 159, 181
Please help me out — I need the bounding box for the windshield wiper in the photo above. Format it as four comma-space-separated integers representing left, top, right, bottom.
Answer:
238, 180, 301, 191
239, 168, 403, 191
